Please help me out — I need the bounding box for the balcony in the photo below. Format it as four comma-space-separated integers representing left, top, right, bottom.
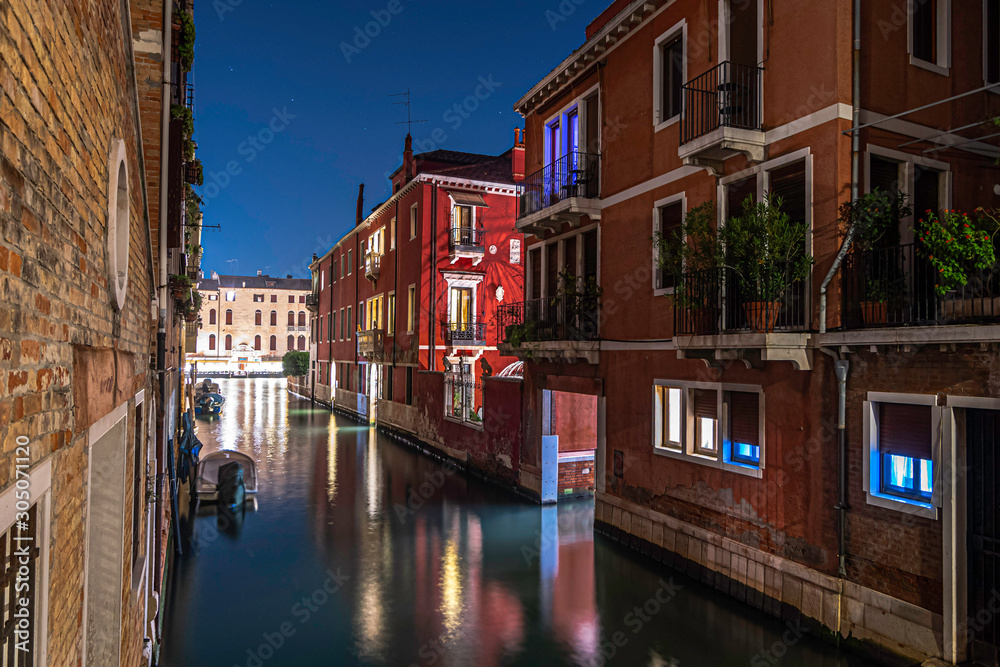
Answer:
305, 293, 320, 313
448, 226, 486, 265
836, 244, 1000, 340
673, 266, 812, 370
364, 250, 381, 282
516, 152, 601, 237
497, 295, 600, 364
679, 61, 765, 174
358, 329, 384, 360
445, 321, 489, 347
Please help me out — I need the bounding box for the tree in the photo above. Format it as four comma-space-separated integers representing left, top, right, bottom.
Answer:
282, 351, 309, 378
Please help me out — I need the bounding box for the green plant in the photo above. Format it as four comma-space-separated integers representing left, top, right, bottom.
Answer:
184, 138, 197, 162
504, 321, 538, 348
169, 273, 193, 289
185, 184, 203, 226
282, 350, 310, 378
916, 209, 999, 295
176, 11, 196, 72
652, 202, 724, 307
188, 158, 203, 186
182, 289, 202, 316
839, 189, 911, 303
171, 104, 194, 139
721, 194, 814, 302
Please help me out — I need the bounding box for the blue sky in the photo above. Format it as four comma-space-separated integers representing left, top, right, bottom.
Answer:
193, 0, 596, 279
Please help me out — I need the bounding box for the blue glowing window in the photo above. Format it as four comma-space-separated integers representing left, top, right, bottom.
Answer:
880, 453, 933, 501
732, 442, 760, 465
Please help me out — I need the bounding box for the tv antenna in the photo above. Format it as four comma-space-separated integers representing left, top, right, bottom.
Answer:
226, 259, 238, 274
390, 89, 428, 134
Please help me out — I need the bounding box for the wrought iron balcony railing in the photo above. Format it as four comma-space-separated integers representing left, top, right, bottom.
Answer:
305, 293, 320, 312
517, 152, 600, 219
358, 329, 384, 359
449, 226, 485, 251
498, 295, 600, 344
445, 321, 488, 346
841, 243, 1000, 328
364, 250, 381, 281
674, 266, 808, 335
680, 61, 763, 145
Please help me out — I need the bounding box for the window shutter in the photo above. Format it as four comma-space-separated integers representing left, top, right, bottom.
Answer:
878, 403, 933, 461
769, 161, 806, 226
693, 389, 717, 419
726, 176, 756, 217
730, 392, 760, 447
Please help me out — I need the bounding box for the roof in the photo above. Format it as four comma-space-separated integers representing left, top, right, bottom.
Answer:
197, 274, 312, 291
422, 149, 516, 185
413, 149, 496, 166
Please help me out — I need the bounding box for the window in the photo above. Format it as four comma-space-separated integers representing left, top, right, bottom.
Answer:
510, 238, 521, 265
269, 335, 277, 351
226, 291, 236, 302
254, 335, 262, 351
387, 292, 395, 334
445, 364, 483, 426
450, 287, 473, 328
318, 316, 323, 342
348, 250, 352, 274
410, 203, 418, 239
321, 271, 325, 290
209, 308, 217, 325
225, 309, 233, 325
271, 294, 277, 303
909, 0, 951, 72
692, 389, 718, 456
987, 0, 1000, 83
385, 368, 394, 402
407, 285, 416, 332
132, 402, 144, 568
288, 311, 295, 326
289, 295, 295, 304
287, 335, 294, 351
300, 295, 306, 303
298, 311, 306, 327
298, 335, 306, 351
405, 367, 414, 405
340, 254, 345, 279
654, 385, 683, 450
529, 248, 542, 299
255, 310, 262, 326
346, 307, 352, 339
454, 205, 472, 230
654, 24, 685, 128
209, 334, 216, 351
270, 310, 277, 326
254, 294, 264, 303
912, 0, 936, 62
390, 217, 396, 249
726, 391, 761, 466
340, 308, 345, 340
225, 334, 232, 351
209, 294, 218, 301
654, 200, 683, 291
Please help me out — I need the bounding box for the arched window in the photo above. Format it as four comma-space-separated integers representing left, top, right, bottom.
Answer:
269, 335, 277, 351
287, 335, 294, 351
297, 335, 306, 351
225, 334, 233, 351
270, 310, 277, 326
209, 309, 217, 325
254, 335, 262, 351
226, 309, 233, 325
298, 311, 306, 327
255, 310, 262, 326
288, 311, 295, 326
209, 334, 216, 351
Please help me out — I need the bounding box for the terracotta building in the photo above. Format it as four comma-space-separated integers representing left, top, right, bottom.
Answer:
502, 0, 1000, 664
190, 272, 312, 375
0, 0, 200, 664
302, 136, 529, 485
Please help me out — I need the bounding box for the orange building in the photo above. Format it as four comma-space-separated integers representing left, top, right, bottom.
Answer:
503, 0, 1000, 663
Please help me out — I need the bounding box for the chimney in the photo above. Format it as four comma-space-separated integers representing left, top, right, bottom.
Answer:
355, 183, 366, 227
403, 134, 414, 183
257, 270, 262, 276
512, 128, 525, 183
211, 270, 219, 280
286, 274, 292, 279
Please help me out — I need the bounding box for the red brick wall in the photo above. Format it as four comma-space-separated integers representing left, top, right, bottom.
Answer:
558, 457, 595, 495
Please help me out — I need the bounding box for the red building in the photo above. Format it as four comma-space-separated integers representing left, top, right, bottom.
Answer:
502, 0, 1000, 664
304, 134, 528, 483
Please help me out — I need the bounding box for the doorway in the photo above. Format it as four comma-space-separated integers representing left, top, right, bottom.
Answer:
967, 408, 1000, 666
541, 389, 598, 503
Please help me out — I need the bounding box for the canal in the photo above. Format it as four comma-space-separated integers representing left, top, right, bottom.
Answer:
161, 379, 877, 667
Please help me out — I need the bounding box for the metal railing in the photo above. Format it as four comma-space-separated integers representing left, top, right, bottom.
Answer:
449, 225, 485, 250
445, 321, 488, 345
674, 266, 809, 335
841, 243, 1000, 328
680, 61, 763, 145
358, 329, 384, 359
517, 152, 600, 219
498, 295, 600, 343
305, 293, 319, 312
364, 250, 381, 280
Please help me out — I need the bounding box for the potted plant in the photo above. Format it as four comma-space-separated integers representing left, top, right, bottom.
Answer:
169, 273, 193, 301
182, 290, 202, 323
917, 208, 999, 318
721, 195, 813, 333
555, 268, 602, 339
653, 202, 724, 334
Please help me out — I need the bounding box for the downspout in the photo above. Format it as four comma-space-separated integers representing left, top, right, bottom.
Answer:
159, 0, 172, 321
430, 182, 438, 371
329, 255, 333, 393
393, 200, 400, 372
819, 0, 861, 335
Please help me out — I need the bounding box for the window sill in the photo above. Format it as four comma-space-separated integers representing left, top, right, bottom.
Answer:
654, 115, 680, 133
865, 489, 937, 519
443, 415, 484, 431
653, 286, 676, 298
909, 55, 950, 76
652, 446, 762, 478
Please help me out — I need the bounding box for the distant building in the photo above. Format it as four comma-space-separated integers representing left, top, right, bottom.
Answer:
190, 272, 312, 376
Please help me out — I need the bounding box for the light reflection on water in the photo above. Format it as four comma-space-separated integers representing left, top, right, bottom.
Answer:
161, 379, 875, 667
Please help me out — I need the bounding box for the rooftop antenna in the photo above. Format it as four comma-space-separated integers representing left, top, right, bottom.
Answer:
226, 259, 238, 274
390, 89, 428, 134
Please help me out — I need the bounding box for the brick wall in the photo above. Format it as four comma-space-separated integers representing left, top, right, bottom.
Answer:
558, 456, 595, 496
0, 1, 156, 665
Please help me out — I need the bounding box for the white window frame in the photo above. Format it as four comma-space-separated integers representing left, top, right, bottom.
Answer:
347, 250, 352, 275
653, 384, 684, 450
390, 217, 396, 250
444, 273, 485, 326
386, 291, 395, 336
651, 379, 764, 478
907, 0, 952, 74
864, 145, 952, 246
652, 193, 686, 297
410, 203, 418, 239
542, 83, 600, 166
407, 284, 416, 333
653, 19, 687, 132
863, 391, 942, 519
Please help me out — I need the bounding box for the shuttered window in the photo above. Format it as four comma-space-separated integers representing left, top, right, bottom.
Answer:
657, 203, 683, 290
727, 175, 756, 218
530, 248, 542, 300
769, 161, 806, 226
878, 403, 932, 461
729, 391, 761, 465
912, 0, 937, 63
692, 389, 718, 419
692, 389, 718, 455
988, 0, 1000, 83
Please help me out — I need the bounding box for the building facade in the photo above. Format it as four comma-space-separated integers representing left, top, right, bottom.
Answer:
191, 272, 312, 375
304, 135, 529, 485
502, 0, 1000, 664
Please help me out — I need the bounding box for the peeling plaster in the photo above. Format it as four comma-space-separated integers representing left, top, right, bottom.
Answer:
133, 30, 162, 56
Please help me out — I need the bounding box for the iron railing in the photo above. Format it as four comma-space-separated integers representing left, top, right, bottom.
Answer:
674, 266, 809, 335
446, 321, 489, 345
445, 373, 484, 424
358, 329, 384, 359
498, 295, 600, 343
449, 225, 485, 250
841, 243, 1000, 328
680, 61, 763, 145
518, 152, 600, 219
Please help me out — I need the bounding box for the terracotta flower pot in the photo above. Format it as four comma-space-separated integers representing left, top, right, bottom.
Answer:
860, 301, 887, 324
686, 306, 718, 335
744, 301, 781, 333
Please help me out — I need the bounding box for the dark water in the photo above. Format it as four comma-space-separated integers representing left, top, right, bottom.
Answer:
161, 379, 876, 667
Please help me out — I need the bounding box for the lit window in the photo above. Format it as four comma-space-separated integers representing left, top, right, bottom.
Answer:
226, 291, 236, 302
208, 294, 218, 301
726, 391, 761, 466
876, 402, 934, 502
692, 389, 718, 456
410, 203, 418, 239
654, 385, 683, 450
407, 285, 416, 332
390, 217, 396, 249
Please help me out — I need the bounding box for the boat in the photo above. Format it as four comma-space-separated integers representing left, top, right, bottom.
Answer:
194, 450, 258, 505
194, 380, 225, 416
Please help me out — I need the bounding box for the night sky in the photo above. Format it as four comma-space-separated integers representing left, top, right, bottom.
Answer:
193, 0, 596, 279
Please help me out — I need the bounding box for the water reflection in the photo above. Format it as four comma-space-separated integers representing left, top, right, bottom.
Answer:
162, 380, 875, 667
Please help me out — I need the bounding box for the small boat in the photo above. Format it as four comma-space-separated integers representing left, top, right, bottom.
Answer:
194, 450, 258, 505
194, 380, 226, 416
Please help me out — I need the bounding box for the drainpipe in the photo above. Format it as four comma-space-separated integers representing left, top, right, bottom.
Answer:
834, 358, 850, 579
430, 182, 438, 371
158, 0, 172, 322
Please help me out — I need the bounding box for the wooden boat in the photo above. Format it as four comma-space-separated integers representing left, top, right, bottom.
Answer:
194, 450, 258, 504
